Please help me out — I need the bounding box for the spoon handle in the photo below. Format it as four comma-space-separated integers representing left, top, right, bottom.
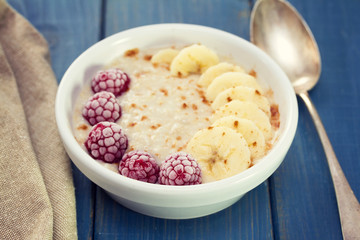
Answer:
298, 91, 360, 239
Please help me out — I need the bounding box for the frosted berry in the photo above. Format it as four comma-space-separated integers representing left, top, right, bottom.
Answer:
91, 68, 130, 96
119, 150, 159, 183
85, 122, 128, 163
159, 152, 202, 185
82, 91, 121, 126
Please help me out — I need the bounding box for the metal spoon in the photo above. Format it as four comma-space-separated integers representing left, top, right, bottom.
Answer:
250, 0, 360, 238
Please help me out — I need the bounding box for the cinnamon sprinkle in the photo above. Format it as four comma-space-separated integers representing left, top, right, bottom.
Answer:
249, 69, 257, 78
144, 55, 152, 61
270, 104, 280, 129
124, 48, 139, 57
150, 124, 161, 130
77, 124, 88, 130
160, 88, 168, 96
233, 120, 239, 127
128, 122, 137, 127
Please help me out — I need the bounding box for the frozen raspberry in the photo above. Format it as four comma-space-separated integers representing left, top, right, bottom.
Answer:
82, 91, 121, 126
159, 152, 202, 185
91, 68, 130, 96
119, 150, 159, 183
85, 122, 128, 163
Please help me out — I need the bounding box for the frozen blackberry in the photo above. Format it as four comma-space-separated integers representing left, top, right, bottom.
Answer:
91, 68, 130, 96
159, 152, 202, 185
82, 91, 121, 125
119, 150, 159, 183
85, 122, 128, 163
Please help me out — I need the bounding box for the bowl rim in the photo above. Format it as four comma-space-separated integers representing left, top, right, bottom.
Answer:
56, 23, 298, 204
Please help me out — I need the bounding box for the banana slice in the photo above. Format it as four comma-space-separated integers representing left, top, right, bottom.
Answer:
212, 116, 266, 160
170, 44, 219, 77
198, 62, 245, 87
206, 72, 263, 101
186, 126, 251, 182
211, 100, 273, 141
211, 86, 270, 116
151, 48, 179, 65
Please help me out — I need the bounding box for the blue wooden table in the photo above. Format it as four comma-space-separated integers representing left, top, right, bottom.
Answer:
8, 0, 360, 239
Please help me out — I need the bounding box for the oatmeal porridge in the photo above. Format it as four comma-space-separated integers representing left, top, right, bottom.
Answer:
72, 44, 280, 184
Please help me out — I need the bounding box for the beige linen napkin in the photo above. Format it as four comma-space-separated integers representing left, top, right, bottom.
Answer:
0, 1, 77, 239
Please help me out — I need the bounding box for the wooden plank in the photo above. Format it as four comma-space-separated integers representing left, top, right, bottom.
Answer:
94, 183, 273, 240
268, 0, 360, 239
7, 1, 103, 239
104, 0, 251, 39
94, 0, 273, 239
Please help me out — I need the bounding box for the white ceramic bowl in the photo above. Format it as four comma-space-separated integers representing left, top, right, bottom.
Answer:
55, 23, 298, 219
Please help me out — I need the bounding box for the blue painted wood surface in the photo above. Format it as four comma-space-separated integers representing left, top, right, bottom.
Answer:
7, 0, 360, 239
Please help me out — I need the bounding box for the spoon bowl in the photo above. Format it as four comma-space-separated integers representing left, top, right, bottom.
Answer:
250, 0, 320, 93
250, 0, 360, 239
